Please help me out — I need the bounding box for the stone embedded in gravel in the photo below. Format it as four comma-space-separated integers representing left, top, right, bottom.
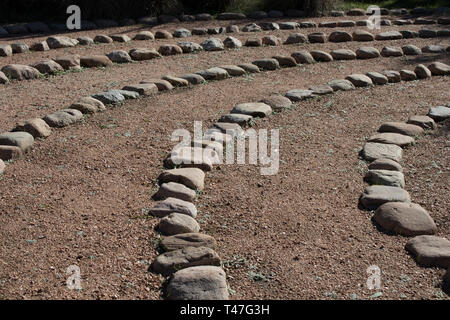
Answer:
0, 44, 12, 57
356, 47, 380, 59
133, 31, 155, 40
93, 34, 113, 43
291, 51, 315, 64
80, 55, 113, 68
1, 64, 41, 80
191, 27, 207, 35
13, 118, 51, 138
53, 55, 81, 70
407, 115, 436, 130
414, 64, 432, 79
382, 70, 401, 83
159, 168, 205, 191
46, 36, 78, 48
252, 58, 279, 70
366, 72, 388, 85
319, 21, 337, 28
92, 91, 125, 105
428, 106, 450, 121
178, 42, 203, 53
226, 25, 239, 33
378, 122, 424, 137
173, 28, 191, 38
374, 202, 437, 236
338, 20, 356, 27
362, 142, 402, 162
259, 22, 279, 31
166, 146, 217, 171
300, 21, 317, 28
428, 62, 450, 76
43, 109, 83, 127
381, 46, 403, 57
218, 12, 246, 20
155, 30, 173, 39
196, 67, 229, 81
162, 75, 189, 87
179, 73, 206, 85
405, 235, 450, 268
210, 123, 244, 137
70, 96, 106, 114
106, 50, 132, 63
360, 185, 411, 210
368, 158, 403, 172
262, 35, 281, 46
208, 27, 224, 35
345, 74, 373, 87
419, 29, 437, 38
422, 45, 445, 53
166, 266, 228, 300
110, 89, 139, 100
122, 83, 158, 95
219, 65, 245, 76
200, 38, 224, 51
400, 70, 417, 81
328, 31, 353, 42
0, 71, 8, 84
308, 32, 326, 43
309, 85, 334, 95
365, 169, 405, 188
223, 36, 242, 49
150, 197, 197, 218
352, 30, 375, 41
399, 30, 419, 39
368, 132, 414, 147
158, 44, 183, 56
284, 33, 307, 44
279, 22, 300, 30
0, 145, 23, 161
238, 63, 260, 73
155, 182, 197, 202
437, 29, 450, 37
11, 43, 29, 53
242, 23, 262, 32
0, 159, 4, 174
272, 55, 297, 67
152, 247, 221, 276
285, 89, 314, 101
330, 49, 356, 60
77, 37, 94, 45
328, 79, 355, 91
347, 8, 366, 16
0, 132, 34, 152
245, 37, 262, 47
260, 95, 293, 111
159, 213, 200, 236
30, 60, 63, 74
129, 48, 161, 61
110, 34, 131, 43
231, 102, 272, 117
375, 31, 403, 40
402, 45, 422, 55
310, 50, 333, 62
330, 10, 345, 17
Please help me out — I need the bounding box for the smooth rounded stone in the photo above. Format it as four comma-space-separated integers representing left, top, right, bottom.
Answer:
46, 36, 78, 48
394, 19, 412, 25
308, 32, 326, 43
196, 67, 228, 81
360, 185, 410, 210
173, 28, 191, 38
152, 247, 221, 276
194, 13, 213, 21
0, 26, 9, 37
52, 55, 80, 70
218, 12, 246, 20
310, 50, 333, 62
415, 18, 436, 25
368, 132, 414, 147
133, 31, 155, 40
162, 75, 189, 87
259, 95, 293, 111
13, 118, 51, 138
179, 73, 205, 85
0, 44, 12, 57
347, 8, 366, 16
11, 43, 29, 53
1, 64, 41, 80
405, 235, 450, 268
356, 20, 369, 26
330, 10, 345, 17
330, 49, 356, 60
422, 45, 444, 53
259, 22, 279, 31
252, 58, 279, 71
380, 19, 392, 26
242, 23, 262, 33
165, 147, 216, 171
92, 91, 125, 105
437, 29, 450, 37
129, 48, 161, 61
248, 10, 268, 19
328, 31, 352, 42
291, 51, 315, 64
191, 27, 207, 36
105, 92, 138, 101
178, 41, 203, 53
70, 96, 106, 114
319, 21, 337, 28
207, 27, 224, 35
238, 63, 260, 73
428, 106, 450, 121
42, 109, 83, 127
158, 44, 183, 56
414, 64, 432, 79
337, 20, 356, 27
382, 70, 401, 83
366, 72, 388, 85
77, 36, 94, 45
368, 158, 403, 172
365, 169, 405, 188
378, 122, 424, 137
219, 65, 245, 77
210, 123, 244, 137
155, 30, 173, 39
286, 88, 316, 102
93, 34, 113, 44
200, 38, 224, 51
122, 83, 158, 95
374, 202, 437, 236
345, 74, 373, 87
356, 46, 380, 59
29, 60, 63, 74
139, 79, 173, 91
400, 30, 419, 39
80, 55, 113, 68
299, 21, 317, 28
166, 266, 228, 300
309, 84, 334, 95
419, 29, 437, 38
407, 115, 436, 130
225, 25, 239, 33
137, 16, 159, 25
231, 102, 272, 117
272, 55, 297, 67
428, 62, 450, 76
0, 145, 23, 160
284, 33, 308, 44
159, 168, 205, 191
245, 37, 262, 47
159, 213, 200, 236
352, 30, 375, 42
155, 182, 197, 202
375, 31, 403, 40
0, 71, 8, 84
400, 70, 417, 81
438, 17, 450, 25
362, 142, 402, 162
0, 159, 4, 174
223, 36, 242, 49
328, 79, 355, 91
3, 23, 28, 34
262, 35, 281, 46
279, 22, 300, 30
158, 14, 179, 23
105, 50, 132, 63
381, 46, 403, 57
110, 34, 131, 43
402, 44, 421, 55
150, 197, 197, 218
0, 132, 34, 152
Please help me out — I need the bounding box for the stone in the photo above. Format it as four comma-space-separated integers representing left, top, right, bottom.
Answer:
77, 37, 94, 45
200, 38, 224, 51
122, 83, 158, 95
248, 11, 268, 19
195, 13, 213, 21
284, 33, 308, 44
368, 132, 414, 147
26, 21, 50, 33
210, 123, 243, 137
238, 64, 260, 73
356, 47, 380, 59
285, 9, 305, 17
219, 65, 245, 76
159, 15, 179, 23
400, 30, 419, 38
0, 132, 34, 152
92, 91, 125, 105
330, 49, 356, 60
13, 118, 51, 138
347, 8, 366, 16
80, 55, 112, 68
356, 20, 369, 26
402, 45, 421, 55
155, 30, 173, 39
337, 20, 356, 27
380, 19, 392, 26
166, 266, 228, 300
375, 31, 403, 40
345, 74, 373, 87
70, 96, 106, 114
165, 147, 217, 171
285, 89, 314, 101
362, 142, 402, 162
46, 36, 78, 48
374, 203, 437, 236
414, 64, 432, 79
366, 72, 388, 85
259, 22, 279, 31
11, 43, 29, 53
407, 116, 436, 130
225, 25, 239, 33
438, 17, 450, 25
223, 36, 242, 49
381, 46, 403, 57
405, 236, 450, 268
382, 70, 401, 83
129, 48, 161, 61
260, 96, 293, 111
137, 16, 158, 25
378, 122, 424, 137
308, 32, 326, 43
196, 67, 229, 81
133, 31, 155, 40
30, 60, 63, 74
299, 21, 317, 28
419, 29, 437, 38
428, 62, 450, 76
158, 44, 183, 56
93, 34, 113, 44
422, 45, 445, 53
110, 34, 131, 42
319, 21, 337, 28
329, 31, 352, 42
428, 106, 450, 121
400, 70, 417, 81
262, 35, 281, 46
0, 71, 8, 84
159, 168, 205, 191
43, 109, 83, 127
252, 59, 279, 70
173, 28, 191, 38
437, 29, 450, 37
310, 50, 333, 62
272, 55, 297, 67
1, 64, 41, 80
291, 51, 315, 64
394, 19, 412, 25
231, 102, 272, 117
360, 185, 411, 210
208, 27, 224, 35
191, 28, 207, 35
365, 169, 405, 188
330, 10, 345, 17
309, 85, 334, 95
0, 145, 23, 160
53, 55, 80, 70
0, 44, 13, 57
152, 247, 221, 276
245, 38, 262, 47
0, 159, 4, 174
158, 213, 200, 236
162, 75, 189, 87
3, 24, 28, 34
179, 74, 205, 85
368, 158, 402, 172
217, 12, 246, 20
178, 42, 203, 53
279, 22, 300, 30
154, 182, 197, 202
109, 89, 139, 100
149, 197, 197, 218
268, 10, 284, 18
415, 18, 436, 25
242, 23, 262, 33
328, 79, 355, 91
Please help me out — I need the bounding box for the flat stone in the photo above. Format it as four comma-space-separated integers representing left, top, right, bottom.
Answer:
140, 79, 174, 91
30, 60, 63, 74
356, 47, 380, 59
106, 50, 132, 63
437, 29, 450, 37
11, 43, 29, 53
381, 46, 403, 57
407, 115, 436, 130
428, 106, 450, 121
337, 20, 356, 27
53, 55, 80, 70
0, 44, 12, 57
279, 22, 299, 30
310, 50, 333, 62
309, 84, 334, 95
260, 95, 293, 111
330, 49, 356, 60
195, 13, 213, 21
225, 25, 239, 33
219, 65, 245, 76
93, 34, 113, 43
191, 27, 207, 35
46, 36, 78, 48
152, 247, 221, 276
162, 75, 189, 87
238, 64, 260, 73
0, 145, 23, 161
196, 67, 229, 80
223, 36, 242, 49
158, 213, 200, 236
159, 168, 205, 191
0, 71, 8, 84
419, 29, 437, 38
347, 8, 366, 16
92, 91, 125, 105
129, 48, 161, 61
291, 51, 315, 64
179, 74, 205, 85
219, 114, 252, 125
200, 38, 224, 51
158, 44, 183, 56
0, 159, 4, 174
166, 266, 228, 300
80, 55, 113, 68
155, 30, 173, 39
360, 185, 411, 210
328, 79, 355, 91
262, 35, 281, 46
259, 22, 279, 31
43, 109, 83, 127
329, 31, 352, 42
110, 34, 131, 42
402, 45, 422, 55
405, 235, 450, 268
231, 102, 272, 117
252, 59, 279, 70
70, 96, 106, 114
414, 64, 432, 79
422, 45, 445, 53
178, 41, 203, 53
374, 202, 437, 236
0, 132, 34, 152
352, 30, 375, 41
375, 31, 403, 40
173, 28, 191, 38
362, 142, 402, 162
248, 11, 268, 19
122, 83, 158, 95
77, 37, 94, 45
284, 33, 307, 44
207, 27, 224, 35
365, 169, 405, 188
366, 72, 388, 85
211, 123, 243, 137
242, 23, 262, 32
345, 74, 373, 87
245, 37, 262, 47
428, 62, 450, 76
218, 12, 246, 20
272, 55, 297, 67
110, 89, 139, 100
319, 21, 337, 28
368, 158, 403, 172
133, 31, 155, 40
368, 132, 414, 147
382, 70, 401, 83
149, 197, 197, 218
308, 32, 326, 43
1, 64, 41, 80
154, 182, 197, 202
378, 122, 424, 137
13, 118, 51, 138
285, 89, 314, 101
400, 70, 417, 81
165, 146, 217, 171
161, 233, 217, 252
400, 30, 419, 38
299, 21, 317, 28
